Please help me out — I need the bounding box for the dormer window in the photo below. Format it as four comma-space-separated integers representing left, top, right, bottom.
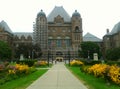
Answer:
54, 15, 64, 24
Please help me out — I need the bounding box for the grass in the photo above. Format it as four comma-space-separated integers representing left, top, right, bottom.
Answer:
0, 69, 48, 89
66, 65, 120, 89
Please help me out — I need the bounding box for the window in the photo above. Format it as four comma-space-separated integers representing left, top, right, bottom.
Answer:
65, 36, 71, 47
48, 40, 52, 47
75, 26, 79, 32
57, 39, 62, 47
57, 37, 62, 47
65, 39, 71, 47
48, 36, 53, 39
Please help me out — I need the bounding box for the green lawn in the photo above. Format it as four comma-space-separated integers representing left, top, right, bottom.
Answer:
67, 66, 120, 89
0, 69, 48, 89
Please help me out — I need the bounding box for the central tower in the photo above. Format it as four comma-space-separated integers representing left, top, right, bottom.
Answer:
33, 6, 83, 59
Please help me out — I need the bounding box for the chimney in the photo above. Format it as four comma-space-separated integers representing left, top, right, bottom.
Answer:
106, 29, 109, 34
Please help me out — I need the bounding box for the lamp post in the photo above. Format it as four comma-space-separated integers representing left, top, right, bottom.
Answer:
48, 49, 50, 67
32, 49, 35, 60
51, 49, 53, 64
68, 49, 70, 66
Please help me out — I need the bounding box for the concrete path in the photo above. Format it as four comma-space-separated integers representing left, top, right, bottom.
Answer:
26, 62, 88, 89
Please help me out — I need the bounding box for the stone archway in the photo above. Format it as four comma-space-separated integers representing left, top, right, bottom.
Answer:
56, 51, 63, 62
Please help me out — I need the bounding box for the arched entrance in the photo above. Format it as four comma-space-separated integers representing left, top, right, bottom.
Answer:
56, 57, 63, 62
56, 51, 63, 62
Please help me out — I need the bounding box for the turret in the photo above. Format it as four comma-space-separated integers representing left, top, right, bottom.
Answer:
34, 9, 48, 50
71, 10, 83, 50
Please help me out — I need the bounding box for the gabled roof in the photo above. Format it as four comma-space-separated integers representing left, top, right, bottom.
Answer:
47, 6, 71, 22
0, 20, 13, 34
109, 21, 120, 35
14, 32, 33, 39
83, 32, 102, 42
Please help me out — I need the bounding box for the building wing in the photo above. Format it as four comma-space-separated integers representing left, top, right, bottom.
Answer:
0, 20, 13, 34
14, 32, 33, 39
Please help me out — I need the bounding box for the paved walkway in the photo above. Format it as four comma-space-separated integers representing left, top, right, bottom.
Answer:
26, 62, 88, 89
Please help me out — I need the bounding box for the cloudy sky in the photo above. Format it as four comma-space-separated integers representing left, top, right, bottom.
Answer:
0, 0, 120, 39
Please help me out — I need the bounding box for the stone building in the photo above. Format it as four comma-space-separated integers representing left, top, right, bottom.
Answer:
0, 21, 33, 47
13, 32, 33, 46
103, 22, 120, 51
0, 6, 104, 60
0, 20, 13, 45
33, 6, 83, 60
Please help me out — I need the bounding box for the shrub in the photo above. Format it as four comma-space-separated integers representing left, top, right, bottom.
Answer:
80, 65, 90, 73
16, 59, 37, 67
34, 61, 48, 67
82, 64, 120, 85
0, 63, 36, 85
106, 47, 120, 61
70, 60, 84, 66
108, 65, 120, 84
87, 64, 109, 78
106, 61, 120, 66
0, 64, 5, 72
81, 60, 101, 65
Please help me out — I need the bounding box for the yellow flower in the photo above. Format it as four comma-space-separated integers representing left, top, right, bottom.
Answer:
8, 69, 15, 74
108, 65, 120, 84
70, 60, 84, 66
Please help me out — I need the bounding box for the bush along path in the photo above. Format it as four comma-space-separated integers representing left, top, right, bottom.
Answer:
69, 59, 120, 89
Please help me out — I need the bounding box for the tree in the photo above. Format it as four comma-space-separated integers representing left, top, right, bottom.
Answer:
0, 41, 12, 61
79, 42, 101, 59
14, 43, 42, 59
106, 47, 120, 61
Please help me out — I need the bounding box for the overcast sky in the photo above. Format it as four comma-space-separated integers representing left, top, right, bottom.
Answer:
0, 0, 120, 39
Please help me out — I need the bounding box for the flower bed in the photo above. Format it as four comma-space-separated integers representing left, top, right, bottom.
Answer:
34, 61, 48, 67
70, 60, 84, 66
0, 63, 36, 85
81, 63, 120, 85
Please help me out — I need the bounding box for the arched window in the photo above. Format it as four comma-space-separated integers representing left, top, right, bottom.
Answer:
57, 37, 61, 39
48, 36, 53, 39
57, 37, 62, 47
65, 36, 70, 39
75, 26, 79, 32
65, 36, 71, 47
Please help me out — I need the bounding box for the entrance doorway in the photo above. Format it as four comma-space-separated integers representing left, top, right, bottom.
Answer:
56, 51, 63, 62
56, 57, 63, 62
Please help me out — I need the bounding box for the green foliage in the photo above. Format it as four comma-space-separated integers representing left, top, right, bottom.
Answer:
81, 60, 102, 65
80, 42, 101, 59
67, 66, 120, 89
106, 47, 120, 61
106, 61, 120, 66
0, 69, 48, 89
0, 41, 12, 61
14, 44, 42, 59
0, 62, 37, 85
16, 59, 37, 67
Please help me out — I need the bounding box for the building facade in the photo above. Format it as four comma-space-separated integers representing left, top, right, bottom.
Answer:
13, 32, 33, 46
0, 6, 104, 60
0, 20, 13, 45
33, 6, 83, 60
103, 22, 120, 51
